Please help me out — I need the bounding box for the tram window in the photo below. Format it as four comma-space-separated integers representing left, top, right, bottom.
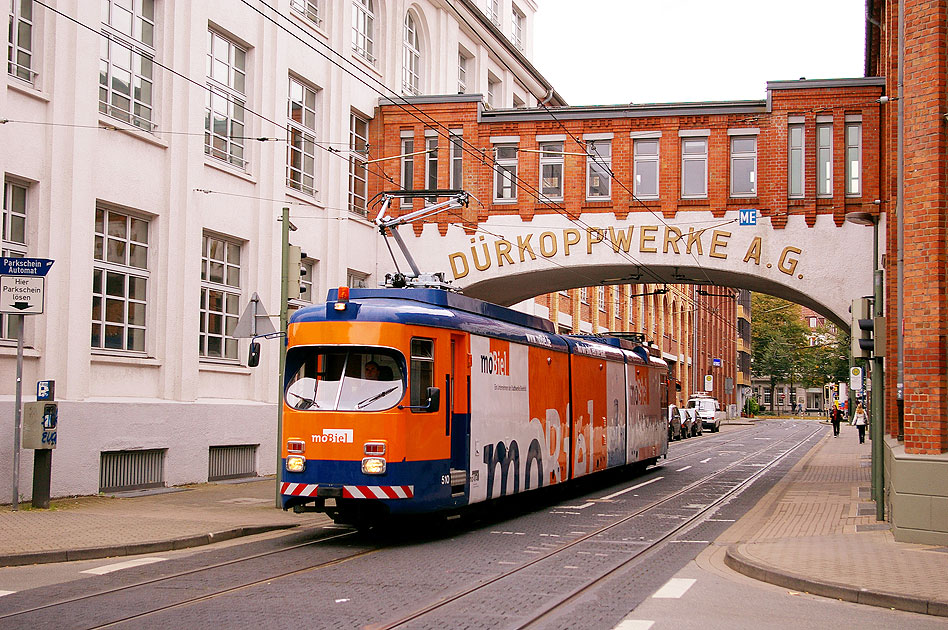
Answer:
410, 338, 434, 410
284, 346, 405, 411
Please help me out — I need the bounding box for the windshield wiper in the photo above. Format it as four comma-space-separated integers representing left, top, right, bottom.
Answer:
288, 392, 319, 410
357, 387, 398, 409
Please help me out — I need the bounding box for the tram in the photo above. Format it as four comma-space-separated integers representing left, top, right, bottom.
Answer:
273, 286, 670, 525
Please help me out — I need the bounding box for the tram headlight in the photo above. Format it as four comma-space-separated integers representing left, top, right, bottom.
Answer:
361, 457, 386, 475
285, 455, 306, 473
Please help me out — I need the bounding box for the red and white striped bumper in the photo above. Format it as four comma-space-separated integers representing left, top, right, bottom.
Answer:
280, 482, 414, 499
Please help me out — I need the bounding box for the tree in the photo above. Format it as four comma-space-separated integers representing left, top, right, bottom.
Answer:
750, 293, 810, 412
798, 322, 850, 389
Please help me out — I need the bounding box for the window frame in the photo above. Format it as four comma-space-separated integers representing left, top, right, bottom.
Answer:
493, 143, 518, 202
449, 131, 463, 189
205, 30, 248, 168
845, 122, 862, 197
586, 139, 612, 201
424, 134, 438, 202
409, 337, 435, 410
348, 112, 369, 216
290, 0, 322, 28
92, 207, 150, 354
7, 0, 35, 84
200, 233, 242, 361
539, 141, 564, 201
402, 12, 421, 96
680, 136, 708, 199
400, 133, 414, 208
788, 122, 805, 198
816, 122, 833, 197
457, 51, 468, 94
1, 179, 29, 341
286, 76, 318, 196
99, 0, 157, 132
352, 0, 375, 64
729, 133, 757, 198
633, 137, 660, 199
511, 5, 524, 50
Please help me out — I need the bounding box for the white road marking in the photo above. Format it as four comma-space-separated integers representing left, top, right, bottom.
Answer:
652, 577, 697, 598
700, 457, 711, 463
0, 591, 15, 597
601, 476, 664, 500
613, 620, 654, 630
676, 466, 691, 471
80, 557, 167, 575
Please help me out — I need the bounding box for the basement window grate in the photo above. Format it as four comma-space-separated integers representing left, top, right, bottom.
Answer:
208, 444, 258, 481
99, 449, 166, 493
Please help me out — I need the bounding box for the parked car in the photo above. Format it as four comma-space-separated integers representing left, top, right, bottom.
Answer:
667, 405, 683, 441
683, 407, 702, 437
678, 407, 694, 438
688, 395, 724, 432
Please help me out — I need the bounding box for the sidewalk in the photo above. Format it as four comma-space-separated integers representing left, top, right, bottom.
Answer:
717, 419, 948, 617
0, 477, 329, 566
1, 424, 946, 618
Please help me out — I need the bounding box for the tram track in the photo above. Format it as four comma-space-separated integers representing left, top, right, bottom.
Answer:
370, 423, 822, 629
0, 421, 821, 629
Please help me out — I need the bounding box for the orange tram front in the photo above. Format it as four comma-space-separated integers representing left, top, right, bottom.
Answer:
279, 287, 668, 525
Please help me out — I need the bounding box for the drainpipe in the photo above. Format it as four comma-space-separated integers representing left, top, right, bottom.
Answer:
896, 0, 905, 439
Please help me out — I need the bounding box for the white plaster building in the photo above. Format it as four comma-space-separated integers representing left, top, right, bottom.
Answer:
1, 0, 561, 499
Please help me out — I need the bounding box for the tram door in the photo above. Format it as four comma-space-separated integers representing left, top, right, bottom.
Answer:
448, 334, 470, 496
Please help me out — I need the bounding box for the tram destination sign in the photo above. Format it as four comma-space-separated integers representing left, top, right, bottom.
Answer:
1, 257, 54, 276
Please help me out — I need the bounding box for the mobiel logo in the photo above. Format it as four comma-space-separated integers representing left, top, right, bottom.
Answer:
481, 338, 510, 376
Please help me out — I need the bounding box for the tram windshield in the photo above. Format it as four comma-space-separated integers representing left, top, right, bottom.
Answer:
284, 347, 405, 412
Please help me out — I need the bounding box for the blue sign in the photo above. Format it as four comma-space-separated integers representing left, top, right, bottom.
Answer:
739, 209, 757, 226
1, 257, 54, 276
37, 380, 55, 401
712, 357, 722, 367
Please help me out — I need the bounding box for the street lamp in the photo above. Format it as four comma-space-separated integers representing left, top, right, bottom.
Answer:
845, 209, 884, 521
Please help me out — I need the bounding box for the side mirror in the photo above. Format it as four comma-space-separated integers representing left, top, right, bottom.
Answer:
424, 386, 440, 413
248, 341, 261, 368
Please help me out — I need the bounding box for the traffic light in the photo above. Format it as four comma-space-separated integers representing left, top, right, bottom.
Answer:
851, 297, 885, 358
287, 245, 307, 300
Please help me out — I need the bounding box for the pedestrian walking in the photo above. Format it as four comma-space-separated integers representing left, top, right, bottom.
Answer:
852, 402, 868, 444
830, 403, 843, 437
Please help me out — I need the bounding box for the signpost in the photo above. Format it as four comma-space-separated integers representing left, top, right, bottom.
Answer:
739, 208, 757, 226
2, 257, 54, 511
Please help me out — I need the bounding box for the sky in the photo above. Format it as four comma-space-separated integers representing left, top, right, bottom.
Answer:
533, 0, 867, 106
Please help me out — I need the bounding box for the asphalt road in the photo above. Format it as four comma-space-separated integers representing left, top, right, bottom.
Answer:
1, 421, 944, 629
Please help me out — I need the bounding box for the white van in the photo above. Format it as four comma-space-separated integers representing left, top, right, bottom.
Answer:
688, 395, 724, 432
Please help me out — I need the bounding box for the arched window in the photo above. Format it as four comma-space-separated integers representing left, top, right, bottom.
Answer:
352, 0, 375, 63
402, 13, 421, 95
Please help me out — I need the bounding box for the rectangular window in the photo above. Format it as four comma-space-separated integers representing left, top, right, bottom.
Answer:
817, 123, 832, 197
205, 30, 247, 167
586, 140, 611, 200
633, 139, 659, 199
92, 208, 149, 352
450, 132, 463, 189
539, 141, 564, 200
494, 144, 517, 202
290, 0, 321, 28
2, 180, 28, 340
512, 6, 524, 50
287, 76, 318, 195
487, 0, 500, 26
347, 270, 367, 288
425, 135, 438, 202
681, 137, 708, 198
200, 234, 241, 360
845, 123, 861, 196
788, 124, 804, 198
349, 113, 368, 216
580, 287, 588, 304
597, 285, 605, 312
99, 0, 156, 131
409, 337, 434, 409
730, 135, 757, 197
400, 134, 414, 207
487, 77, 498, 108
7, 0, 34, 83
457, 52, 468, 94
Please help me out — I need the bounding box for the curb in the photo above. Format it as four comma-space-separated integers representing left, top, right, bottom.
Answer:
0, 524, 297, 568
724, 544, 948, 618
